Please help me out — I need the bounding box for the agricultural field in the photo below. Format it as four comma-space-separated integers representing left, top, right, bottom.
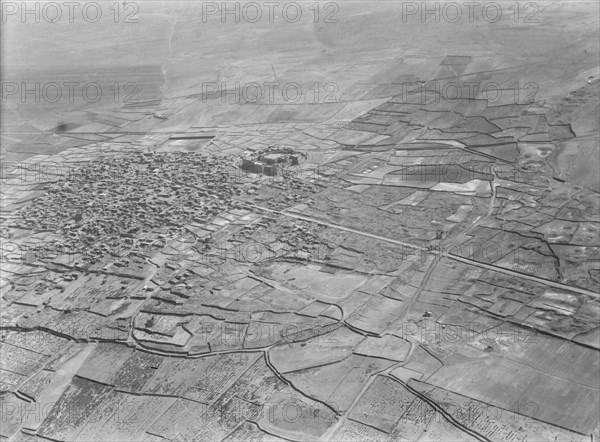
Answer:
1, 1, 599, 441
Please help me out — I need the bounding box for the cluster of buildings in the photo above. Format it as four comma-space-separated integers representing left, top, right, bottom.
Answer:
10, 147, 331, 267
240, 146, 306, 177
13, 152, 239, 264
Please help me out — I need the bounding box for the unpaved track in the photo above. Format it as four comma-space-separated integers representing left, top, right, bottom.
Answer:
250, 204, 599, 298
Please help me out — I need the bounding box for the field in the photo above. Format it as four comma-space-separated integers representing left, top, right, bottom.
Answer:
1, 1, 599, 441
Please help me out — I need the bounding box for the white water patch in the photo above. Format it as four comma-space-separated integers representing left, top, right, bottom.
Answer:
159, 18, 179, 99
431, 179, 491, 197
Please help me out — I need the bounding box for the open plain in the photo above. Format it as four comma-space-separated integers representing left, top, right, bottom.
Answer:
1, 1, 599, 441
